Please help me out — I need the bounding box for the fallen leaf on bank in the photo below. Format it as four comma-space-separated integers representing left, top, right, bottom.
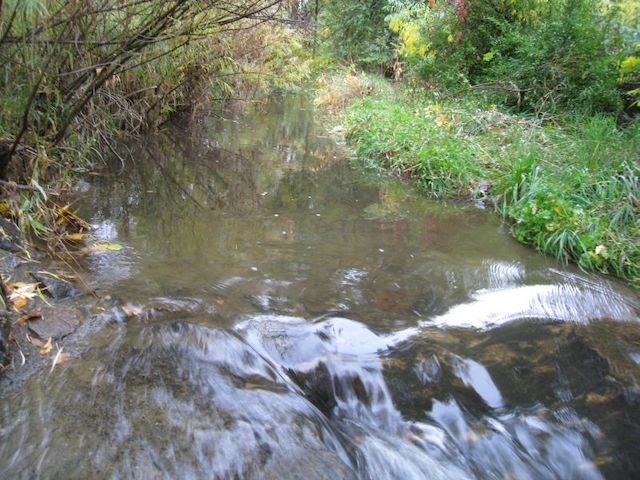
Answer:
50, 347, 70, 373
7, 282, 38, 300
215, 299, 225, 305
12, 297, 28, 310
91, 241, 122, 252
16, 310, 42, 326
7, 282, 39, 310
54, 204, 89, 230
39, 337, 53, 355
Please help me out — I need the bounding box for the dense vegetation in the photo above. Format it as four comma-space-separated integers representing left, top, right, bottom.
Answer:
319, 0, 639, 116
315, 76, 639, 287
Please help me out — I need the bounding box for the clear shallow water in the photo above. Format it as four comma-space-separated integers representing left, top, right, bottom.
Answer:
1, 96, 640, 479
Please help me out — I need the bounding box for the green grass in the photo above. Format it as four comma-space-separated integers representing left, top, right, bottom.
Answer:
329, 75, 640, 288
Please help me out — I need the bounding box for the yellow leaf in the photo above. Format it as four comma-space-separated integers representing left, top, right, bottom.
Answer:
91, 241, 123, 251
434, 114, 450, 126
621, 56, 640, 74
13, 297, 28, 310
64, 232, 85, 241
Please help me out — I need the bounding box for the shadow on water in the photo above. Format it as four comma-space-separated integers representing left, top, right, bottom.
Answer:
1, 95, 640, 479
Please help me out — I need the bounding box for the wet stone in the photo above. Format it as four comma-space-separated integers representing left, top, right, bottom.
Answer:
0, 312, 11, 367
28, 305, 83, 340
0, 238, 21, 253
9, 261, 42, 284
31, 271, 80, 300
0, 250, 22, 274
0, 217, 22, 253
290, 362, 337, 416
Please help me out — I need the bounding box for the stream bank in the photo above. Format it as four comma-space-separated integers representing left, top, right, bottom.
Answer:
315, 72, 640, 290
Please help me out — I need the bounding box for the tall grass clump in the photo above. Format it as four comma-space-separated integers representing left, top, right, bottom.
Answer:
499, 117, 640, 286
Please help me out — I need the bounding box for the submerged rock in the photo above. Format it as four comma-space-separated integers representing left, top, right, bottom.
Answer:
27, 305, 82, 340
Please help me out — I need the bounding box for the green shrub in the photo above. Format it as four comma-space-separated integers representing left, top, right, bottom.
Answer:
386, 0, 627, 115
318, 0, 394, 70
485, 1, 622, 114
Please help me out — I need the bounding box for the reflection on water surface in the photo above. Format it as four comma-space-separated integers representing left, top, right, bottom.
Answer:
1, 96, 639, 479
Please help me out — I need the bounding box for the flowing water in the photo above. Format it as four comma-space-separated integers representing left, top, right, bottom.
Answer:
2, 96, 640, 479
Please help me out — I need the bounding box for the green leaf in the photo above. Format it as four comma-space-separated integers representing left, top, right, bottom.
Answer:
30, 179, 47, 202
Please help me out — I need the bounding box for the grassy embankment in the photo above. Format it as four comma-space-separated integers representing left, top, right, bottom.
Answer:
316, 73, 640, 289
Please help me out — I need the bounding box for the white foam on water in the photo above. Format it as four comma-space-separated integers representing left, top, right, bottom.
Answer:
425, 283, 638, 330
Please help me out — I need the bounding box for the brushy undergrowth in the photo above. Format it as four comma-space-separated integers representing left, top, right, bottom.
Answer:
321, 73, 640, 288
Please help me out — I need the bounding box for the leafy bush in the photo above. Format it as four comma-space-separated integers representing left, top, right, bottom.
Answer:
386, 0, 628, 114
318, 0, 394, 70
484, 1, 622, 114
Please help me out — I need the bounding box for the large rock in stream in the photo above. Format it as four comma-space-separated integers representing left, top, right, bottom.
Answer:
26, 304, 83, 340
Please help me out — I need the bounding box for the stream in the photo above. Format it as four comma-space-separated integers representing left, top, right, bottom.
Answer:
1, 96, 640, 479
